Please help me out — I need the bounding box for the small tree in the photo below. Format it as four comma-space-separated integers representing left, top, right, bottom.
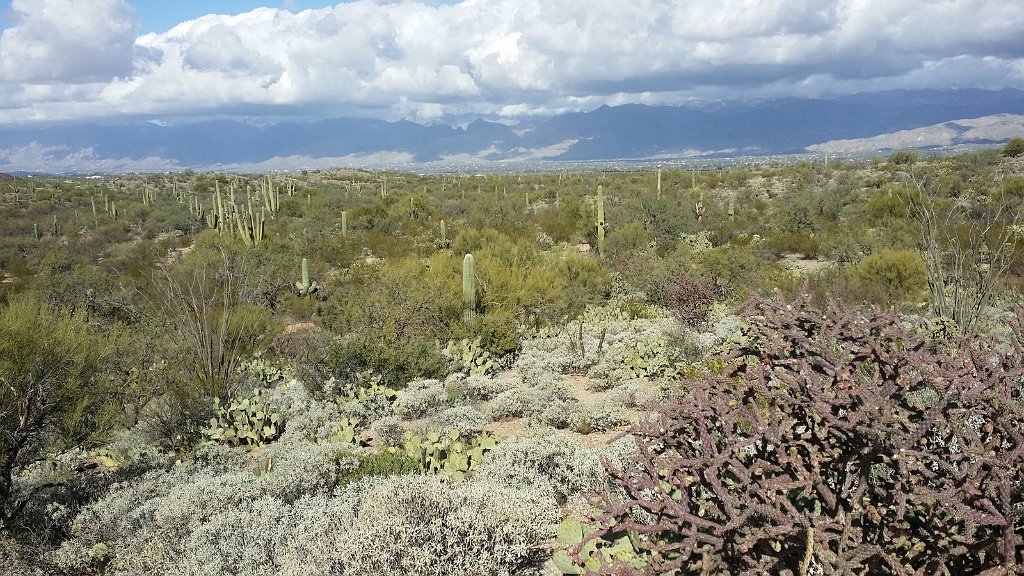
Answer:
0, 296, 121, 529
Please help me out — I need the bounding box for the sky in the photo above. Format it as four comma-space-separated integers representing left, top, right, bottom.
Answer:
0, 0, 1022, 127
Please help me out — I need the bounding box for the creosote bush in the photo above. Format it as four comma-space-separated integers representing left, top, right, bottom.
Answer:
572, 291, 1024, 575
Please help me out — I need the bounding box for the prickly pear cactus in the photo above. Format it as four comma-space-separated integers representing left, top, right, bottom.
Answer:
331, 370, 400, 404
398, 428, 498, 481
553, 517, 647, 574
621, 338, 686, 379
442, 337, 500, 375
330, 416, 372, 447
201, 389, 284, 448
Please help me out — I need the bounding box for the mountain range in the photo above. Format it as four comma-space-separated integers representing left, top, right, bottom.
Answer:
2, 88, 1024, 174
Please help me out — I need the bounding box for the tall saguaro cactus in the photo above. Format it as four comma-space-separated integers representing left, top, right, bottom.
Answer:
462, 253, 476, 322
596, 184, 605, 257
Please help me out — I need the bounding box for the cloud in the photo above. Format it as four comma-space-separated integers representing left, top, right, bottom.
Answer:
0, 0, 1022, 125
0, 0, 139, 83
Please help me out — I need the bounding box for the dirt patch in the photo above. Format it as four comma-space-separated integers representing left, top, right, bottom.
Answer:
781, 253, 834, 274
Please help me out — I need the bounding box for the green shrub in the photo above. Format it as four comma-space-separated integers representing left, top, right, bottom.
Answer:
1002, 136, 1024, 157
0, 294, 122, 529
336, 451, 420, 486
846, 248, 928, 306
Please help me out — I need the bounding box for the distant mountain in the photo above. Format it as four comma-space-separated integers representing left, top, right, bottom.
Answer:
805, 113, 1024, 153
2, 88, 1024, 173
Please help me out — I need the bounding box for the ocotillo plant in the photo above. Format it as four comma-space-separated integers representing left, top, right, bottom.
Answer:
596, 184, 605, 257
463, 253, 476, 322
295, 258, 318, 297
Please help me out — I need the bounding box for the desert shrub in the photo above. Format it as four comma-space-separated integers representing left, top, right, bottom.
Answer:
1003, 136, 1024, 158
474, 429, 610, 504
763, 231, 820, 259
846, 248, 929, 306
391, 378, 449, 418
663, 273, 716, 328
370, 416, 404, 447
462, 373, 519, 401
0, 294, 124, 530
336, 451, 420, 486
889, 149, 920, 165
434, 406, 488, 439
696, 244, 792, 301
570, 292, 1024, 575
319, 255, 458, 386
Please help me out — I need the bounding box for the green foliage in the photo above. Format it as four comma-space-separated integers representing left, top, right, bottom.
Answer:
330, 370, 401, 404
329, 416, 372, 447
554, 517, 646, 574
442, 337, 500, 375
336, 451, 420, 486
697, 244, 791, 301
319, 254, 458, 385
1002, 136, 1024, 157
398, 428, 499, 481
846, 248, 929, 306
889, 149, 920, 165
0, 294, 122, 528
201, 389, 284, 448
621, 338, 686, 380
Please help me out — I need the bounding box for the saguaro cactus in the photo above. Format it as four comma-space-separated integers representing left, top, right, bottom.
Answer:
462, 253, 476, 322
341, 210, 348, 238
295, 258, 318, 296
596, 184, 605, 257
656, 168, 662, 199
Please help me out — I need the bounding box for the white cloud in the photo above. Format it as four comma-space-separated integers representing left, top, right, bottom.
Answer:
0, 0, 139, 83
0, 0, 1022, 125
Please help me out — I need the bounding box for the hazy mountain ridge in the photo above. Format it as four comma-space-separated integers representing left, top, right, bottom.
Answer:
2, 88, 1024, 173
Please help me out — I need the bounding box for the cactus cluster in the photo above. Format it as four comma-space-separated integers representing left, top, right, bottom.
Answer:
201, 389, 284, 448
442, 337, 499, 375
397, 428, 498, 481
622, 338, 685, 379
332, 371, 400, 404
553, 518, 646, 574
330, 416, 372, 447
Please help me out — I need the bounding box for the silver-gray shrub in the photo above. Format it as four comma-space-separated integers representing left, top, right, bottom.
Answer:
463, 372, 520, 401
52, 440, 359, 574
473, 428, 612, 504
391, 378, 449, 418
56, 473, 556, 576
435, 405, 488, 438
370, 415, 405, 448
